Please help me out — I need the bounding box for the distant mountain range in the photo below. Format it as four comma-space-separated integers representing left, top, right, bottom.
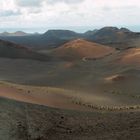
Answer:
0, 31, 40, 36
0, 31, 30, 36
0, 27, 140, 61
85, 27, 139, 47
0, 26, 140, 51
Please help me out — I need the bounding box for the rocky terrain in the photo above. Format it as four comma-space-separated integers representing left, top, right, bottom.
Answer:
0, 27, 140, 50
0, 26, 140, 140
1, 97, 140, 140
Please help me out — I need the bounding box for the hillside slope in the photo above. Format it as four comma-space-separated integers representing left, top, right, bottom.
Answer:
52, 39, 115, 60
116, 48, 140, 65
0, 27, 140, 50
0, 39, 49, 61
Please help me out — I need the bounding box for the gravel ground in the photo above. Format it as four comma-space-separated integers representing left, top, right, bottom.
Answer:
0, 97, 140, 140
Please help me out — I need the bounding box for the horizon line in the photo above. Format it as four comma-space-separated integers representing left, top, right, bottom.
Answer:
0, 25, 140, 33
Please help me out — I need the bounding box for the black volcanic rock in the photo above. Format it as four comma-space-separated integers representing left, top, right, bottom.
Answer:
0, 39, 49, 61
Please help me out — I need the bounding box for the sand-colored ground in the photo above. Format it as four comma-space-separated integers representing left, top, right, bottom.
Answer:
0, 81, 140, 112
0, 81, 86, 111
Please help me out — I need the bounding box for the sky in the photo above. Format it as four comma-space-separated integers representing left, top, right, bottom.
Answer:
0, 0, 140, 32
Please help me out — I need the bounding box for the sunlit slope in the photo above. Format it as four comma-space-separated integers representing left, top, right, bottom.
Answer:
52, 39, 115, 60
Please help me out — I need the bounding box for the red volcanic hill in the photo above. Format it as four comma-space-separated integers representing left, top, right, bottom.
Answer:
53, 39, 115, 60
117, 48, 140, 65
0, 39, 49, 61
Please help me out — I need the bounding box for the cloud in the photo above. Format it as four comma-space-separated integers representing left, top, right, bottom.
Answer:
15, 0, 43, 7
0, 0, 140, 31
47, 0, 84, 5
0, 10, 21, 17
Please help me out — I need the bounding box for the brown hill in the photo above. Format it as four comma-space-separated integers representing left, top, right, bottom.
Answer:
52, 39, 115, 60
117, 48, 140, 65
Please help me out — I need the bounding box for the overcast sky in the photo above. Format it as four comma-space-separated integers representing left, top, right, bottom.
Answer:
0, 0, 140, 32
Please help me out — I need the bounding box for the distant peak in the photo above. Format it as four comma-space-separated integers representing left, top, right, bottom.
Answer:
0, 31, 28, 36
14, 31, 26, 33
43, 29, 78, 38
100, 26, 119, 31
99, 26, 131, 32
44, 29, 76, 34
120, 28, 131, 32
